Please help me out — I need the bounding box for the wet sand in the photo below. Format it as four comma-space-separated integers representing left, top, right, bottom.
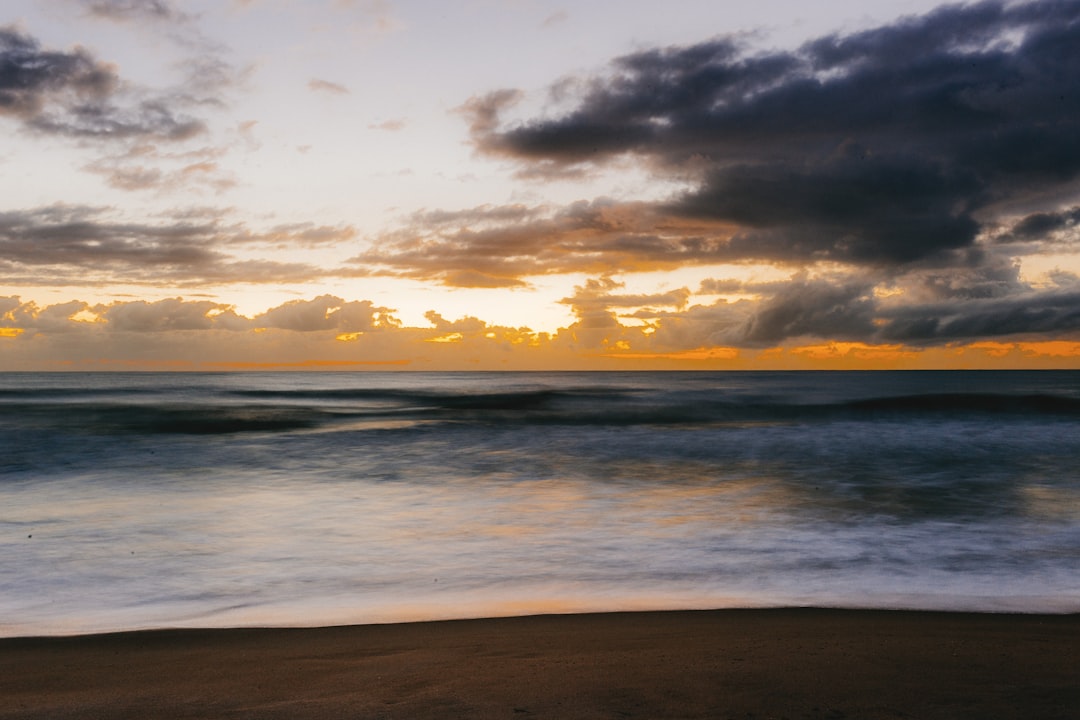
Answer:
1, 609, 1077, 719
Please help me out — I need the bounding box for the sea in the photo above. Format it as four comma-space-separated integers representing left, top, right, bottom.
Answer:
2, 370, 1079, 637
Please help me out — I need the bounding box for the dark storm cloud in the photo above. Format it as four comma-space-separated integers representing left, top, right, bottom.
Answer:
722, 270, 1080, 345
353, 0, 1080, 349
616, 274, 879, 348
999, 206, 1080, 243
741, 275, 878, 344
718, 261, 1080, 345
902, 255, 1028, 300
549, 261, 1080, 348
675, 154, 982, 264
464, 0, 1080, 267
371, 0, 1080, 291
881, 288, 1080, 342
0, 26, 205, 140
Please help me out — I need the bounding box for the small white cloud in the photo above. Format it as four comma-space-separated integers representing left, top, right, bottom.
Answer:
307, 78, 350, 95
368, 118, 407, 131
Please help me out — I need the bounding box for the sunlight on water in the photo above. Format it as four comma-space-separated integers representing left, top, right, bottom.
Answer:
1021, 485, 1080, 521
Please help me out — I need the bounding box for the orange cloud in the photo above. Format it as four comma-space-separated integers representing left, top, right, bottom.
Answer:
426, 332, 465, 344
597, 346, 740, 361
4, 293, 1080, 372
964, 341, 1080, 358
355, 200, 743, 287
791, 342, 918, 361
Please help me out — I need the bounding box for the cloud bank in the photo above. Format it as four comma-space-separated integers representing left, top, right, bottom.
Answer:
463, 0, 1080, 268
5, 0, 1080, 368
351, 0, 1080, 353
4, 291, 1079, 370
0, 205, 359, 286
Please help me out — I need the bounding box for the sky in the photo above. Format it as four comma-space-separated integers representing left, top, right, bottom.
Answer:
2, 0, 1080, 370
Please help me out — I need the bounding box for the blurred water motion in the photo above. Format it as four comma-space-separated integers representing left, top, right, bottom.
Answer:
2, 371, 1079, 636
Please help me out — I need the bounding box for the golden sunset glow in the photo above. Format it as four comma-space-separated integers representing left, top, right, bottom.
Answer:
597, 347, 742, 362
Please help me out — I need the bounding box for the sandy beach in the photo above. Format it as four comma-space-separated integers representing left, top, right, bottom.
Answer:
1, 609, 1077, 719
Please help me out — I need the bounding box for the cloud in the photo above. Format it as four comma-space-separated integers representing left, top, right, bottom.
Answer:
364, 2, 1080, 288
254, 295, 397, 333
541, 10, 568, 28
76, 0, 187, 23
0, 295, 513, 370
555, 276, 693, 347
95, 297, 236, 331
1, 296, 236, 333
255, 222, 358, 247
741, 274, 877, 345
701, 263, 1080, 346
880, 287, 1080, 343
4, 289, 1080, 371
6, 2, 1080, 365
308, 78, 349, 95
702, 272, 1080, 347
997, 206, 1080, 247
348, 0, 1080, 353
4, 14, 249, 192
82, 143, 238, 192
1, 295, 399, 335
698, 278, 747, 295
1, 27, 114, 119
2, 298, 92, 334
0, 26, 206, 141
457, 0, 1080, 269
368, 118, 406, 131
562, 276, 690, 314
0, 205, 363, 286
358, 198, 741, 285
0, 205, 219, 272
457, 89, 523, 140
541, 262, 1080, 351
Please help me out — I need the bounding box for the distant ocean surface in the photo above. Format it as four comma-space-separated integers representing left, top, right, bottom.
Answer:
3, 371, 1079, 637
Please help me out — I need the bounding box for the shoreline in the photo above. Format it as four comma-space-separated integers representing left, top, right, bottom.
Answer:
2, 608, 1077, 719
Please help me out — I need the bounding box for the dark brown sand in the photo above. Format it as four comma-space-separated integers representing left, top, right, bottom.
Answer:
1, 609, 1077, 719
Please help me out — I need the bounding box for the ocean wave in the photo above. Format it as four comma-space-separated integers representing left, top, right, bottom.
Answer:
4, 387, 1080, 435
843, 393, 1080, 415
4, 371, 1079, 634
2, 403, 328, 434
